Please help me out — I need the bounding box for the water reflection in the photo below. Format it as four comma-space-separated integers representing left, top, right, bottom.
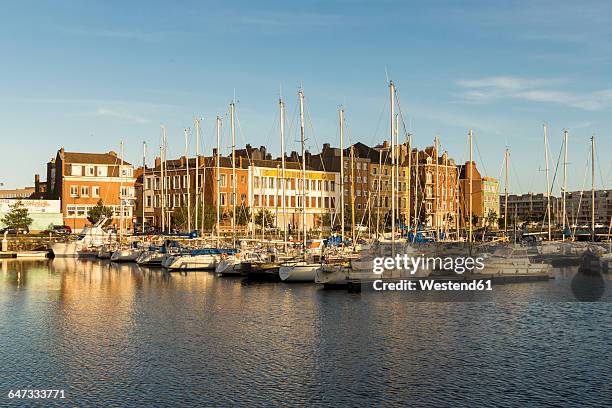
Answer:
0, 260, 610, 406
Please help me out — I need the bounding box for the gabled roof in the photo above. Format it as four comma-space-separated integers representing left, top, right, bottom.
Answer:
62, 151, 131, 166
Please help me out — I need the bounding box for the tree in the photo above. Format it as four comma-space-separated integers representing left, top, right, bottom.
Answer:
485, 210, 498, 228
255, 209, 274, 229
87, 200, 114, 225
2, 200, 33, 233
233, 204, 250, 226
171, 207, 189, 231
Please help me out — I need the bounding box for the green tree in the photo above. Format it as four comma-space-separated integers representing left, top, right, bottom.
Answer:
255, 209, 274, 229
233, 204, 250, 226
485, 210, 498, 228
171, 207, 189, 231
2, 200, 33, 233
87, 200, 114, 225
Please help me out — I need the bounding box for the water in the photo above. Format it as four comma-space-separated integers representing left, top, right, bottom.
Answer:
1, 259, 611, 407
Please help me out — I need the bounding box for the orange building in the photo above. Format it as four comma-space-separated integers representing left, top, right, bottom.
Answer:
44, 148, 136, 231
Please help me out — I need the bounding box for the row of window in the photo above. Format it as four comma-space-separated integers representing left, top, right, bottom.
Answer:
253, 195, 336, 209
69, 185, 134, 198
253, 177, 336, 192
70, 164, 133, 178
66, 204, 132, 218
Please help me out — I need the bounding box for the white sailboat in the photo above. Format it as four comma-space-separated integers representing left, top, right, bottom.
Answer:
279, 89, 321, 282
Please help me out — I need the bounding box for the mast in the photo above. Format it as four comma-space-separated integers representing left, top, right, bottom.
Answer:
414, 148, 419, 237
339, 107, 345, 245
280, 98, 287, 247
230, 102, 236, 248
195, 119, 200, 234
591, 135, 595, 242
406, 134, 411, 237
185, 128, 191, 233
376, 149, 382, 239
119, 140, 124, 243
298, 89, 307, 251
350, 145, 356, 245
435, 136, 440, 234
504, 148, 509, 236
562, 129, 568, 241
215, 116, 221, 245
142, 141, 146, 234
544, 123, 551, 241
389, 80, 396, 247
160, 125, 167, 233
395, 113, 400, 234
468, 129, 473, 243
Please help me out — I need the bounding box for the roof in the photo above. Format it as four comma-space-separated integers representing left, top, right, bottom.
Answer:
62, 151, 131, 166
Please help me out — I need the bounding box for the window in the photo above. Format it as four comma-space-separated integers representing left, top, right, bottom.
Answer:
81, 186, 89, 197
182, 175, 188, 188
220, 174, 227, 187
71, 165, 82, 176
324, 181, 329, 191
97, 166, 107, 177
146, 178, 152, 190
86, 166, 95, 176
154, 195, 160, 208
173, 194, 180, 208
372, 167, 377, 175
269, 178, 274, 189
70, 186, 78, 197
173, 176, 181, 189
220, 193, 227, 206
146, 195, 152, 208
254, 176, 259, 188
330, 181, 335, 192
121, 166, 133, 177
92, 186, 100, 197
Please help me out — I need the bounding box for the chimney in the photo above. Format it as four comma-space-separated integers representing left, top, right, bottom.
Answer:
155, 156, 161, 168
213, 148, 218, 157
108, 150, 117, 157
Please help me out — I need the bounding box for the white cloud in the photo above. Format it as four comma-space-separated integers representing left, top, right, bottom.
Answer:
456, 76, 612, 111
94, 107, 149, 124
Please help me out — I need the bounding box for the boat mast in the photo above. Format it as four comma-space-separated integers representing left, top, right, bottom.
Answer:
414, 148, 419, 238
406, 133, 411, 238
216, 116, 221, 246
389, 80, 396, 247
350, 145, 356, 246
230, 102, 236, 248
161, 125, 167, 233
395, 113, 400, 234
119, 140, 124, 243
280, 98, 287, 248
591, 135, 596, 242
468, 129, 473, 243
298, 89, 307, 252
376, 149, 382, 239
504, 148, 509, 236
142, 141, 146, 234
562, 130, 568, 241
339, 107, 345, 246
195, 119, 200, 234
435, 135, 440, 235
543, 123, 551, 241
185, 128, 191, 233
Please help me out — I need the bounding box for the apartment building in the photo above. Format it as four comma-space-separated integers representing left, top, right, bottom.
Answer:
43, 148, 136, 231
459, 161, 499, 228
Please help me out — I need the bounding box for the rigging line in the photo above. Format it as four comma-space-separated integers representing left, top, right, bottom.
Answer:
595, 141, 606, 190
473, 132, 488, 177
549, 135, 563, 195
509, 156, 524, 194
571, 146, 591, 236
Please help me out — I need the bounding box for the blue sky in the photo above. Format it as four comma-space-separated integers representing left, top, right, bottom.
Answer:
1, 0, 611, 194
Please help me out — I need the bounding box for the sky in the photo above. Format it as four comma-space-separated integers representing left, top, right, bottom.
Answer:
1, 0, 611, 194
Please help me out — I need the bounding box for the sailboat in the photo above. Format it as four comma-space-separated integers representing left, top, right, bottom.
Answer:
279, 89, 322, 282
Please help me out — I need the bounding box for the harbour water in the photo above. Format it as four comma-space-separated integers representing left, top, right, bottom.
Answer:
1, 259, 611, 406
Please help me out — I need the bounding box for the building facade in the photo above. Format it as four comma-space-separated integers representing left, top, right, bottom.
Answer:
43, 148, 136, 231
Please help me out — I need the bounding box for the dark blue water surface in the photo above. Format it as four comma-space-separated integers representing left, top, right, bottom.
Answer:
1, 259, 611, 407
